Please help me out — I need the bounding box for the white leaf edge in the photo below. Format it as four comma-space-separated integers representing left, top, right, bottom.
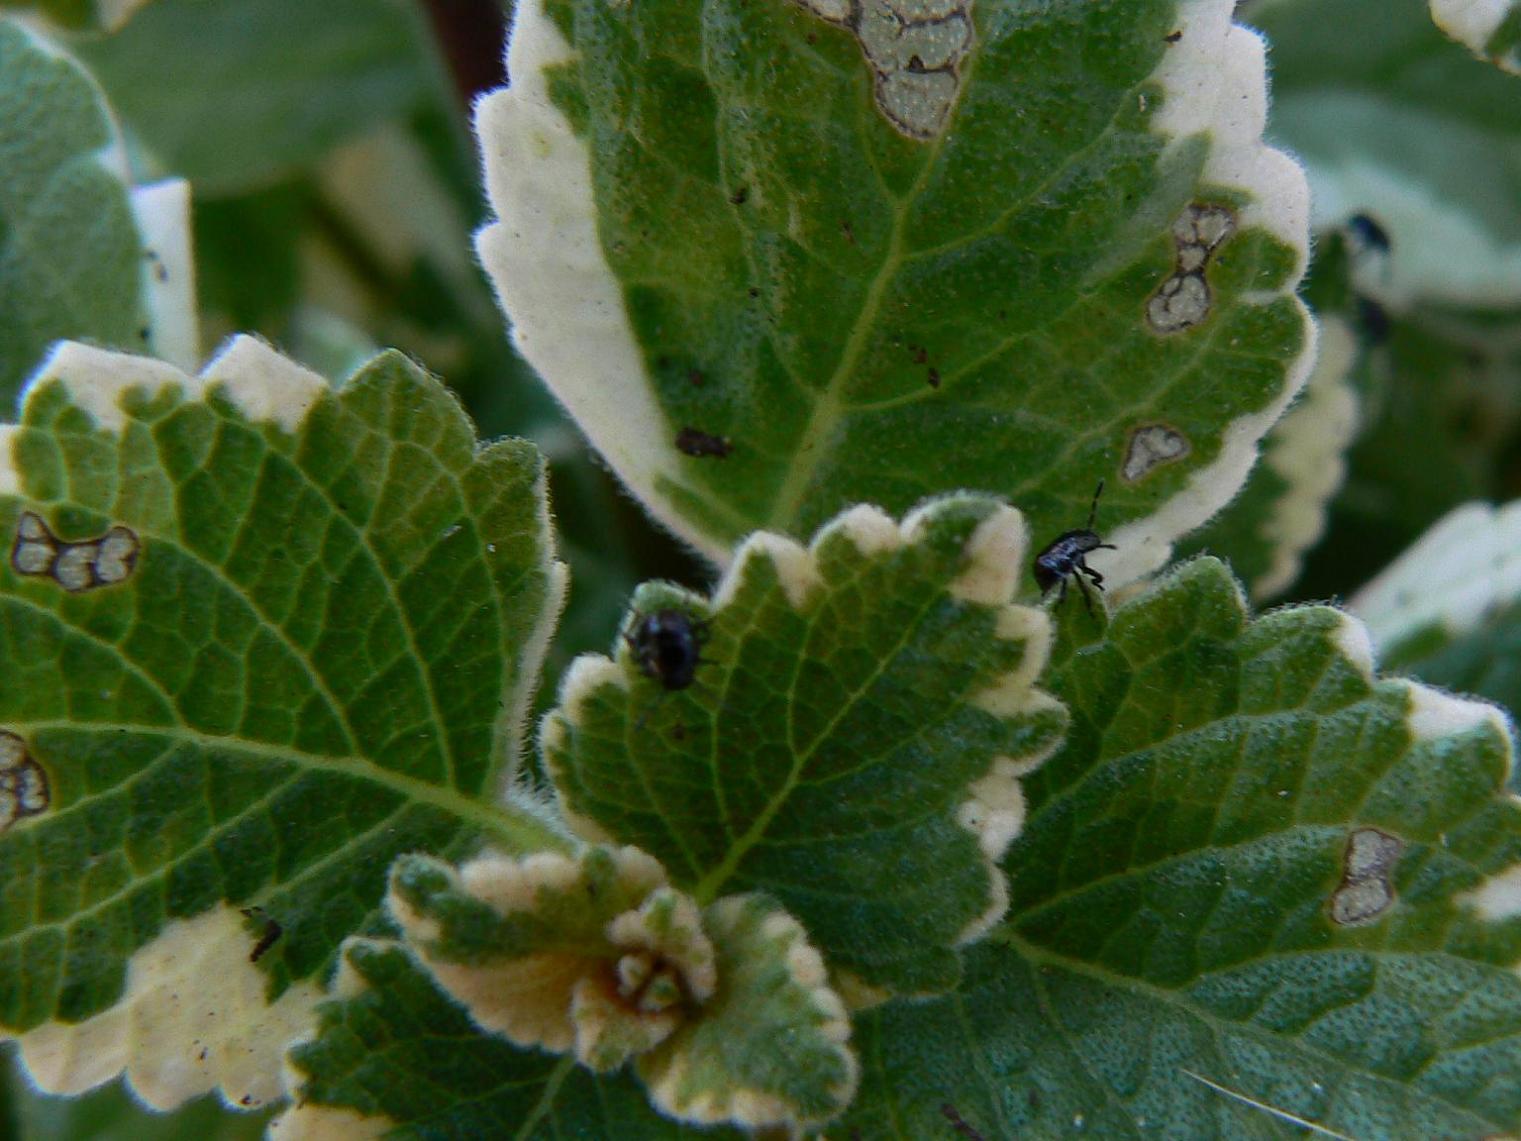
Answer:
1431, 0, 1521, 73
1248, 315, 1359, 599
475, 0, 1314, 585
1349, 497, 1521, 656
130, 178, 200, 372
541, 496, 1064, 951
0, 340, 329, 1109
8, 906, 325, 1111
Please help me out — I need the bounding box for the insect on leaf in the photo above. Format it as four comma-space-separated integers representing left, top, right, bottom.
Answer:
842, 557, 1521, 1139
477, 0, 1313, 587
543, 494, 1067, 997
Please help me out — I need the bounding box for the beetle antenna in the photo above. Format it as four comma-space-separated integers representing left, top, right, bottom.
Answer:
1086, 479, 1106, 531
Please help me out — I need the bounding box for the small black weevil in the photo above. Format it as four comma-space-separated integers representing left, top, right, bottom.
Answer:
1032, 481, 1117, 613
1345, 213, 1391, 256
625, 609, 709, 691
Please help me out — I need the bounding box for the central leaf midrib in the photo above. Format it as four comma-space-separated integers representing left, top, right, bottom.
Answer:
691, 562, 952, 904
761, 68, 963, 534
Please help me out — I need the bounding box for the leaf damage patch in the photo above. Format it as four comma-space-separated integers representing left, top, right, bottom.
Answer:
794, 0, 975, 140
1122, 423, 1191, 483
1146, 203, 1237, 334
0, 731, 49, 830
11, 511, 140, 592
1329, 827, 1404, 927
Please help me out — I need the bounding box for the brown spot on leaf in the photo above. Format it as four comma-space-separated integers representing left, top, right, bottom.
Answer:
240, 907, 283, 963
12, 511, 140, 592
675, 427, 734, 459
0, 731, 50, 830
1146, 204, 1237, 334
1330, 828, 1403, 926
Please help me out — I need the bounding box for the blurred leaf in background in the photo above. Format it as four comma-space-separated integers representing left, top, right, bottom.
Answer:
1242, 0, 1521, 599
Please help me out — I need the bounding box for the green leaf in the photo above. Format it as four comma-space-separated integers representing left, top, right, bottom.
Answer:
1249, 0, 1521, 306
477, 0, 1313, 579
1181, 314, 1359, 600
0, 0, 151, 33
279, 939, 734, 1139
0, 339, 568, 1110
840, 557, 1521, 1138
0, 18, 154, 412
68, 0, 436, 196
543, 495, 1066, 996
1432, 0, 1521, 74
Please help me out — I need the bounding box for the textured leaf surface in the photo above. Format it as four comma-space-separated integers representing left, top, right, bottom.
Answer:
840, 557, 1521, 1139
0, 339, 567, 1110
478, 0, 1313, 580
0, 19, 150, 413
69, 0, 434, 195
544, 496, 1065, 996
1432, 0, 1521, 73
277, 940, 732, 1140
1250, 0, 1521, 306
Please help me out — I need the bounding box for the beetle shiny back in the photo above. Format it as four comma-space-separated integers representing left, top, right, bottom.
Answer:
626, 609, 708, 691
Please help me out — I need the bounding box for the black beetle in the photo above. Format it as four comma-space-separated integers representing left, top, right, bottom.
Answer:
625, 609, 709, 691
1345, 213, 1391, 256
1032, 480, 1117, 613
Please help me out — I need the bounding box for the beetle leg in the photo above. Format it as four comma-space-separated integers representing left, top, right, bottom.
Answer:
1083, 564, 1105, 588
1074, 573, 1095, 617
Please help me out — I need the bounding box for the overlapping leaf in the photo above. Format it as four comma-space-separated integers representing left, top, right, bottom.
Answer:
0, 19, 150, 411
69, 0, 435, 195
840, 557, 1521, 1138
0, 339, 567, 1110
1250, 0, 1521, 308
277, 940, 736, 1139
478, 0, 1313, 580
1353, 499, 1521, 721
1181, 314, 1358, 599
544, 495, 1065, 996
